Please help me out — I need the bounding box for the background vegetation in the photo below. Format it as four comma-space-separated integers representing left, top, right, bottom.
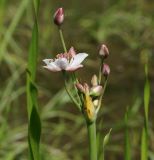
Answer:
0, 0, 154, 159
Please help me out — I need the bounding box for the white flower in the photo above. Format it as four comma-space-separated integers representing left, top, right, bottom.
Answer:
43, 47, 88, 72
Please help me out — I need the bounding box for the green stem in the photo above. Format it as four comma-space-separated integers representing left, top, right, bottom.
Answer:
59, 28, 67, 53
98, 59, 104, 84
96, 77, 108, 113
59, 28, 82, 109
87, 121, 97, 160
62, 71, 81, 110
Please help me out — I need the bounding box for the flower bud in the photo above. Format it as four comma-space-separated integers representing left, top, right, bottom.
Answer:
90, 85, 103, 97
99, 44, 109, 59
102, 63, 110, 77
93, 99, 99, 107
53, 8, 64, 26
75, 83, 85, 93
91, 74, 98, 86
84, 83, 90, 94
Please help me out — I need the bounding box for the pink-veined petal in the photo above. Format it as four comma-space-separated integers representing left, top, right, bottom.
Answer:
43, 59, 61, 72
69, 53, 88, 67
43, 59, 53, 65
43, 65, 61, 72
66, 64, 83, 71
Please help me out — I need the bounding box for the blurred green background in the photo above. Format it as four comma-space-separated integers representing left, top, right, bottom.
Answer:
0, 0, 154, 159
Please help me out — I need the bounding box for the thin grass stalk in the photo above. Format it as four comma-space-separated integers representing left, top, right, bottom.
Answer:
141, 63, 150, 160
26, 0, 41, 160
87, 121, 97, 160
124, 109, 131, 160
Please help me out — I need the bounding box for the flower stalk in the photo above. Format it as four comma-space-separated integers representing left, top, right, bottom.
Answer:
87, 121, 97, 160
96, 77, 108, 114
62, 71, 81, 110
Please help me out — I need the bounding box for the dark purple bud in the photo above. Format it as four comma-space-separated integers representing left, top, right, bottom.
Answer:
53, 8, 64, 26
102, 63, 110, 77
99, 44, 109, 59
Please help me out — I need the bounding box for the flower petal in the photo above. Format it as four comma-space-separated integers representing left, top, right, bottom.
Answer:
43, 59, 61, 72
43, 59, 53, 65
43, 65, 61, 72
69, 53, 88, 67
66, 64, 83, 71
55, 58, 69, 70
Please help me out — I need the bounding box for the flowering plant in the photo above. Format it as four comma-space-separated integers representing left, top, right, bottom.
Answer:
43, 7, 111, 160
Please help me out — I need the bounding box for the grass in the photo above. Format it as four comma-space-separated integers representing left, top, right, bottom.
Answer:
0, 0, 153, 159
26, 0, 41, 159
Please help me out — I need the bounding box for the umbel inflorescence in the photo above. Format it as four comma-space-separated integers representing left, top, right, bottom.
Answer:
43, 7, 110, 123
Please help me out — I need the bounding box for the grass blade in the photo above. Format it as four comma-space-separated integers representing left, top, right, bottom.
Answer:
102, 129, 112, 160
124, 108, 131, 160
26, 0, 41, 160
141, 62, 150, 160
0, 0, 29, 61
144, 64, 150, 129
141, 127, 148, 160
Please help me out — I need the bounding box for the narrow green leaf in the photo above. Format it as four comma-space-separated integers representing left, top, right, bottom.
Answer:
141, 127, 148, 160
26, 0, 41, 159
29, 106, 41, 160
28, 22, 38, 81
103, 128, 112, 148
102, 129, 112, 160
144, 77, 150, 128
33, 0, 40, 14
124, 109, 131, 160
141, 63, 150, 160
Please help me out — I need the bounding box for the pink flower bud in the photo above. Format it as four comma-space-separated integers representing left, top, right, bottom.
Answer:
84, 83, 90, 94
53, 8, 64, 26
99, 44, 109, 59
102, 63, 110, 77
75, 83, 85, 93
90, 85, 103, 97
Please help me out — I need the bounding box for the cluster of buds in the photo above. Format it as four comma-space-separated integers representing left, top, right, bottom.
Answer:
76, 75, 103, 122
99, 44, 110, 78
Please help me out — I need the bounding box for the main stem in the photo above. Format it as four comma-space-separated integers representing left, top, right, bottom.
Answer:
59, 28, 67, 52
87, 121, 97, 160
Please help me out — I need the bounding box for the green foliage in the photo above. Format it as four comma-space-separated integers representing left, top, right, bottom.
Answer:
0, 0, 29, 61
144, 64, 150, 128
141, 127, 148, 160
0, 0, 153, 159
26, 0, 41, 159
80, 1, 154, 50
